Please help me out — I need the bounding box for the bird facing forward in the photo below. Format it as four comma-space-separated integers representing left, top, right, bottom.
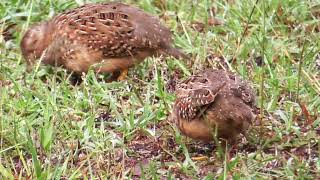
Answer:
170, 69, 256, 144
20, 2, 187, 80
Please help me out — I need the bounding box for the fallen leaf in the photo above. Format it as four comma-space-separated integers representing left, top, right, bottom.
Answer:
298, 101, 314, 125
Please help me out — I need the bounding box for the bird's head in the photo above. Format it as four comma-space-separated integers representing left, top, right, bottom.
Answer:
20, 22, 51, 72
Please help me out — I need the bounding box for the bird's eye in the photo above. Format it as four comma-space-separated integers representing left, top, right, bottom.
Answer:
199, 78, 208, 83
31, 39, 38, 44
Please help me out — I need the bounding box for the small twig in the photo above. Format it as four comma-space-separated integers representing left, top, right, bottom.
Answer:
239, 0, 260, 46
259, 0, 266, 144
159, 144, 180, 162
296, 39, 307, 102
231, 0, 260, 64
284, 50, 320, 94
176, 14, 192, 46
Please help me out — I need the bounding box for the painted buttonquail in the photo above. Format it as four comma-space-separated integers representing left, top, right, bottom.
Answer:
21, 2, 188, 80
170, 69, 256, 143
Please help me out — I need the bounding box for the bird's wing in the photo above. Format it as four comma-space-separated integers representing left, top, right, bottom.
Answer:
53, 3, 158, 58
175, 74, 225, 120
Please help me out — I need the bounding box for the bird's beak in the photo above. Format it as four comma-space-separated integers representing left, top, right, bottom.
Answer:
25, 58, 34, 73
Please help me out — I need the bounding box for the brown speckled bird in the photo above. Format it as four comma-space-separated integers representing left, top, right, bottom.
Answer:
170, 69, 256, 143
21, 2, 187, 80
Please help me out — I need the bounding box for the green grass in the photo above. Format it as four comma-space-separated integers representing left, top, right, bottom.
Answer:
1, 0, 320, 179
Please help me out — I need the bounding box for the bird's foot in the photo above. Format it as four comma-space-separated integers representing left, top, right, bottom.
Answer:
191, 156, 209, 161
117, 69, 128, 81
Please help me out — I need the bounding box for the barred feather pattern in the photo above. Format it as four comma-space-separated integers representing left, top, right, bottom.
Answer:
174, 72, 226, 120
171, 69, 256, 142
20, 2, 188, 74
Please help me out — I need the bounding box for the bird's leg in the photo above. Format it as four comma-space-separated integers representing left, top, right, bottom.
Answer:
106, 71, 121, 82
183, 140, 209, 162
69, 72, 83, 85
117, 69, 128, 81
190, 140, 210, 162
104, 69, 128, 82
191, 156, 209, 161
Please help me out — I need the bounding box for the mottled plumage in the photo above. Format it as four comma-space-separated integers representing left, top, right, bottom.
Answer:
171, 69, 256, 143
21, 2, 187, 80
